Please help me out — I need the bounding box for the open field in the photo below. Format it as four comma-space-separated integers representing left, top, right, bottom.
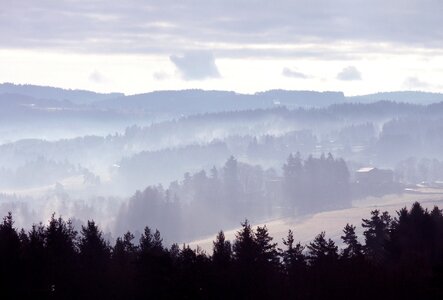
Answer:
188, 188, 443, 253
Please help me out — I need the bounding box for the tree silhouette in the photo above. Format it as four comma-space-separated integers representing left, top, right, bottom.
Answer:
283, 152, 303, 211
255, 225, 279, 266
1, 202, 443, 299
0, 212, 21, 295
44, 214, 78, 297
112, 231, 137, 298
280, 229, 306, 298
307, 232, 338, 265
79, 220, 110, 266
137, 226, 170, 299
78, 220, 111, 298
341, 224, 363, 259
22, 223, 47, 295
212, 230, 232, 267
233, 220, 257, 266
362, 210, 391, 263
281, 229, 306, 274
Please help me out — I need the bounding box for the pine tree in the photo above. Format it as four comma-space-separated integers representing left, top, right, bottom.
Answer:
77, 220, 110, 297
307, 232, 338, 265
0, 213, 21, 294
233, 220, 257, 266
23, 223, 47, 294
341, 224, 363, 259
152, 229, 164, 252
113, 231, 137, 261
362, 210, 391, 262
78, 220, 110, 268
282, 152, 303, 211
212, 230, 232, 266
44, 215, 79, 297
112, 231, 138, 298
139, 226, 153, 252
281, 230, 306, 274
255, 225, 279, 266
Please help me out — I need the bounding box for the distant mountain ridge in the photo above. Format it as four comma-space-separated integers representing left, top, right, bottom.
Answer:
347, 91, 443, 105
0, 83, 123, 105
1, 83, 443, 115
95, 89, 346, 114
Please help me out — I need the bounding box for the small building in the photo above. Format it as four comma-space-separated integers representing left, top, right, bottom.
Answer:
355, 167, 394, 186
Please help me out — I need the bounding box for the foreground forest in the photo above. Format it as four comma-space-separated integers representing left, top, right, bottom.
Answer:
1, 202, 443, 299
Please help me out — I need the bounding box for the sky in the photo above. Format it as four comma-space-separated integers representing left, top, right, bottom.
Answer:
1, 0, 443, 96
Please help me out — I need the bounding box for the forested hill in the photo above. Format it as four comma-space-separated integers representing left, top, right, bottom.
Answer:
1, 202, 443, 299
348, 91, 443, 104
95, 89, 345, 113
0, 83, 123, 105
2, 83, 443, 124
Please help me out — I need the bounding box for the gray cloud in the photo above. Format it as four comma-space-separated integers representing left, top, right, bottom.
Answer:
170, 52, 220, 80
337, 66, 362, 81
1, 0, 443, 58
282, 68, 308, 79
89, 70, 108, 84
153, 72, 170, 81
403, 76, 430, 89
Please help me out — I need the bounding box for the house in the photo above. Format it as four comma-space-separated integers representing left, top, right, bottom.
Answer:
355, 167, 394, 186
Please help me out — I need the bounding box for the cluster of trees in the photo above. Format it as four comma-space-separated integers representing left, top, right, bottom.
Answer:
0, 157, 99, 189
246, 130, 317, 162
377, 117, 443, 164
116, 141, 229, 191
3, 100, 443, 196
395, 157, 443, 184
116, 154, 350, 241
283, 153, 350, 213
116, 155, 275, 241
1, 202, 443, 299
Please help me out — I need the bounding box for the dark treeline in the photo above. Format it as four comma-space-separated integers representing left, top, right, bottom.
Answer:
1, 202, 443, 299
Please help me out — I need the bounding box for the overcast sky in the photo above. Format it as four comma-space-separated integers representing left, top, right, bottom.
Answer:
1, 0, 443, 95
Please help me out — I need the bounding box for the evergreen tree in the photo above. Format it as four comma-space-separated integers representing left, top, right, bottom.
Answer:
341, 224, 363, 259
0, 212, 21, 294
307, 232, 338, 265
23, 223, 47, 295
113, 231, 137, 262
44, 215, 78, 297
255, 225, 279, 266
139, 226, 153, 252
138, 227, 165, 261
78, 220, 110, 268
233, 220, 257, 266
78, 220, 111, 298
212, 230, 232, 266
223, 156, 242, 219
112, 231, 138, 298
152, 229, 164, 251
280, 229, 306, 274
282, 152, 303, 211
362, 210, 391, 262
137, 227, 169, 299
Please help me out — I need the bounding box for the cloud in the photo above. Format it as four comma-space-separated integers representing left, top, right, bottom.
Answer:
88, 70, 108, 84
170, 51, 220, 80
153, 72, 170, 81
403, 76, 430, 89
336, 66, 362, 81
1, 0, 443, 58
282, 68, 308, 79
